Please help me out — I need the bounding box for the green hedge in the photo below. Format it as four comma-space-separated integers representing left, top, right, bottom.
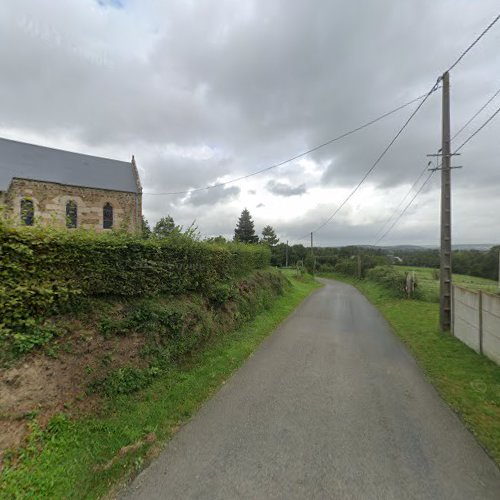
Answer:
0, 223, 270, 343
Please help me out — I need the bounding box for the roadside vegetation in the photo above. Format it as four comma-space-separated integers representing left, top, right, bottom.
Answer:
321, 268, 500, 466
397, 265, 498, 301
0, 216, 321, 498
0, 270, 320, 498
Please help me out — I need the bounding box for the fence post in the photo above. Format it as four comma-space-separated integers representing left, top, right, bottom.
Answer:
479, 290, 483, 355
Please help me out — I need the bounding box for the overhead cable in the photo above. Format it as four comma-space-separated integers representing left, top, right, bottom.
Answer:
142, 92, 433, 196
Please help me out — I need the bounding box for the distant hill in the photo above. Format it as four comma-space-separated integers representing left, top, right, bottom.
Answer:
378, 244, 497, 252
338, 244, 497, 252
451, 244, 497, 251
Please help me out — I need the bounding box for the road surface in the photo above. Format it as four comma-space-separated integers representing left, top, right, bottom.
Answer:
122, 279, 500, 499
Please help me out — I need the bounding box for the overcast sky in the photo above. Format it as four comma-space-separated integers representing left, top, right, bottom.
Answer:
1, 0, 499, 246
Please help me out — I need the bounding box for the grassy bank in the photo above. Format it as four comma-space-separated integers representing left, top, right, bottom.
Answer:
0, 272, 320, 499
322, 272, 500, 466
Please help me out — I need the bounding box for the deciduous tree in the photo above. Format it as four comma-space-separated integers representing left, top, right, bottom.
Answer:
153, 215, 180, 238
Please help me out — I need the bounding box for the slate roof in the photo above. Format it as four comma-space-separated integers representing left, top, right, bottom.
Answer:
0, 137, 139, 193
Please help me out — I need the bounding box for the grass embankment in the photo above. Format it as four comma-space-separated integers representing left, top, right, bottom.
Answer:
321, 272, 500, 466
396, 265, 498, 301
0, 271, 320, 499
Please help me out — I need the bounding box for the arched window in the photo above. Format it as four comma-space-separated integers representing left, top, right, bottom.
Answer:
20, 198, 34, 226
103, 203, 113, 229
66, 200, 77, 228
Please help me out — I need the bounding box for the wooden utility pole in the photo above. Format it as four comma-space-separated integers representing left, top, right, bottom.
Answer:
440, 71, 452, 332
285, 240, 289, 268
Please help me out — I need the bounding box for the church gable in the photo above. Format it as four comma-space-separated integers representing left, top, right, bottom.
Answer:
0, 138, 142, 233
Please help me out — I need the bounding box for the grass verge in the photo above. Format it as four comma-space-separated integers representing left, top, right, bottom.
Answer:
321, 273, 500, 467
0, 272, 320, 499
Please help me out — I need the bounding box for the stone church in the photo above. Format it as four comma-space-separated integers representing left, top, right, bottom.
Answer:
0, 137, 142, 232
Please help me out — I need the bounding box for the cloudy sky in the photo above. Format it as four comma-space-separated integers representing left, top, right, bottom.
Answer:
1, 0, 499, 246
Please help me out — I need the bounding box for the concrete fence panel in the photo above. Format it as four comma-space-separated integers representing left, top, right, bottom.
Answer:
452, 286, 481, 354
482, 292, 500, 365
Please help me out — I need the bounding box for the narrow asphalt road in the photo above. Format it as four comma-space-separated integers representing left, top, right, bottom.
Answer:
122, 279, 500, 499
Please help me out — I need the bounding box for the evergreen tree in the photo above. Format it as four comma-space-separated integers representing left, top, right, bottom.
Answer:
234, 208, 258, 243
261, 225, 279, 246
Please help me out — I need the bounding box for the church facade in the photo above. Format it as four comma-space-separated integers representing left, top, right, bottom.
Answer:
0, 138, 142, 232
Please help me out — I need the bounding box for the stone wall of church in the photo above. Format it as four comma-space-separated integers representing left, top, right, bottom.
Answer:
3, 178, 141, 232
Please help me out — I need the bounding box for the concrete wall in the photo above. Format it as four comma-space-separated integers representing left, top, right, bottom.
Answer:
453, 286, 481, 353
452, 285, 500, 365
3, 178, 141, 232
482, 292, 500, 365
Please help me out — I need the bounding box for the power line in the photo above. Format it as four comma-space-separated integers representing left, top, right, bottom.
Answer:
142, 92, 432, 196
452, 84, 500, 139
447, 12, 500, 72
454, 102, 500, 152
373, 161, 432, 240
306, 80, 441, 237
373, 84, 500, 244
375, 99, 500, 244
300, 12, 500, 242
374, 171, 436, 245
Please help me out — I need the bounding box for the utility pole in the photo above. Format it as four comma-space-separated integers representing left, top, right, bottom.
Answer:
310, 232, 315, 275
440, 71, 452, 332
285, 240, 289, 268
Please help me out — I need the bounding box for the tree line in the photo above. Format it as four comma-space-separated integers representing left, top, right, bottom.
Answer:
142, 210, 499, 281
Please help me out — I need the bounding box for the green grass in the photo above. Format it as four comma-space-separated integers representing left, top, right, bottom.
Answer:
397, 265, 499, 302
322, 272, 500, 466
0, 272, 321, 499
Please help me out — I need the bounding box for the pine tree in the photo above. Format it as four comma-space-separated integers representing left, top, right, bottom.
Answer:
261, 225, 279, 246
234, 209, 259, 243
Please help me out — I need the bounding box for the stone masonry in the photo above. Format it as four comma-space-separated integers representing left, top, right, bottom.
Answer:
4, 178, 142, 232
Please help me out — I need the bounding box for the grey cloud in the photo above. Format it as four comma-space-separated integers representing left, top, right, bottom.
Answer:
1, 0, 499, 245
185, 185, 241, 207
266, 180, 307, 197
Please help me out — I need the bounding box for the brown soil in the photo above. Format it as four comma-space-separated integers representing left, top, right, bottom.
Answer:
0, 325, 146, 456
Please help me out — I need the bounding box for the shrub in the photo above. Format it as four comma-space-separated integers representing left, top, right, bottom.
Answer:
0, 222, 270, 351
333, 258, 358, 277
100, 366, 155, 396
366, 266, 415, 298
88, 269, 289, 396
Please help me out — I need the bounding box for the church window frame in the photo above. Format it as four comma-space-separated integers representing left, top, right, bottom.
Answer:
103, 202, 113, 229
20, 198, 34, 226
66, 200, 77, 228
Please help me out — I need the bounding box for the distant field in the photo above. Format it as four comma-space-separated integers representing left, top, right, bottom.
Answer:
396, 265, 499, 302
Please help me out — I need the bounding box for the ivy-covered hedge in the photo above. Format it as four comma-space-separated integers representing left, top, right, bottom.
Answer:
0, 222, 270, 344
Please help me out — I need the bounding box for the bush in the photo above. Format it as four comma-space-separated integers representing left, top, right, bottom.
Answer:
334, 258, 358, 277
89, 269, 289, 396
100, 366, 155, 396
0, 222, 270, 349
366, 265, 422, 299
